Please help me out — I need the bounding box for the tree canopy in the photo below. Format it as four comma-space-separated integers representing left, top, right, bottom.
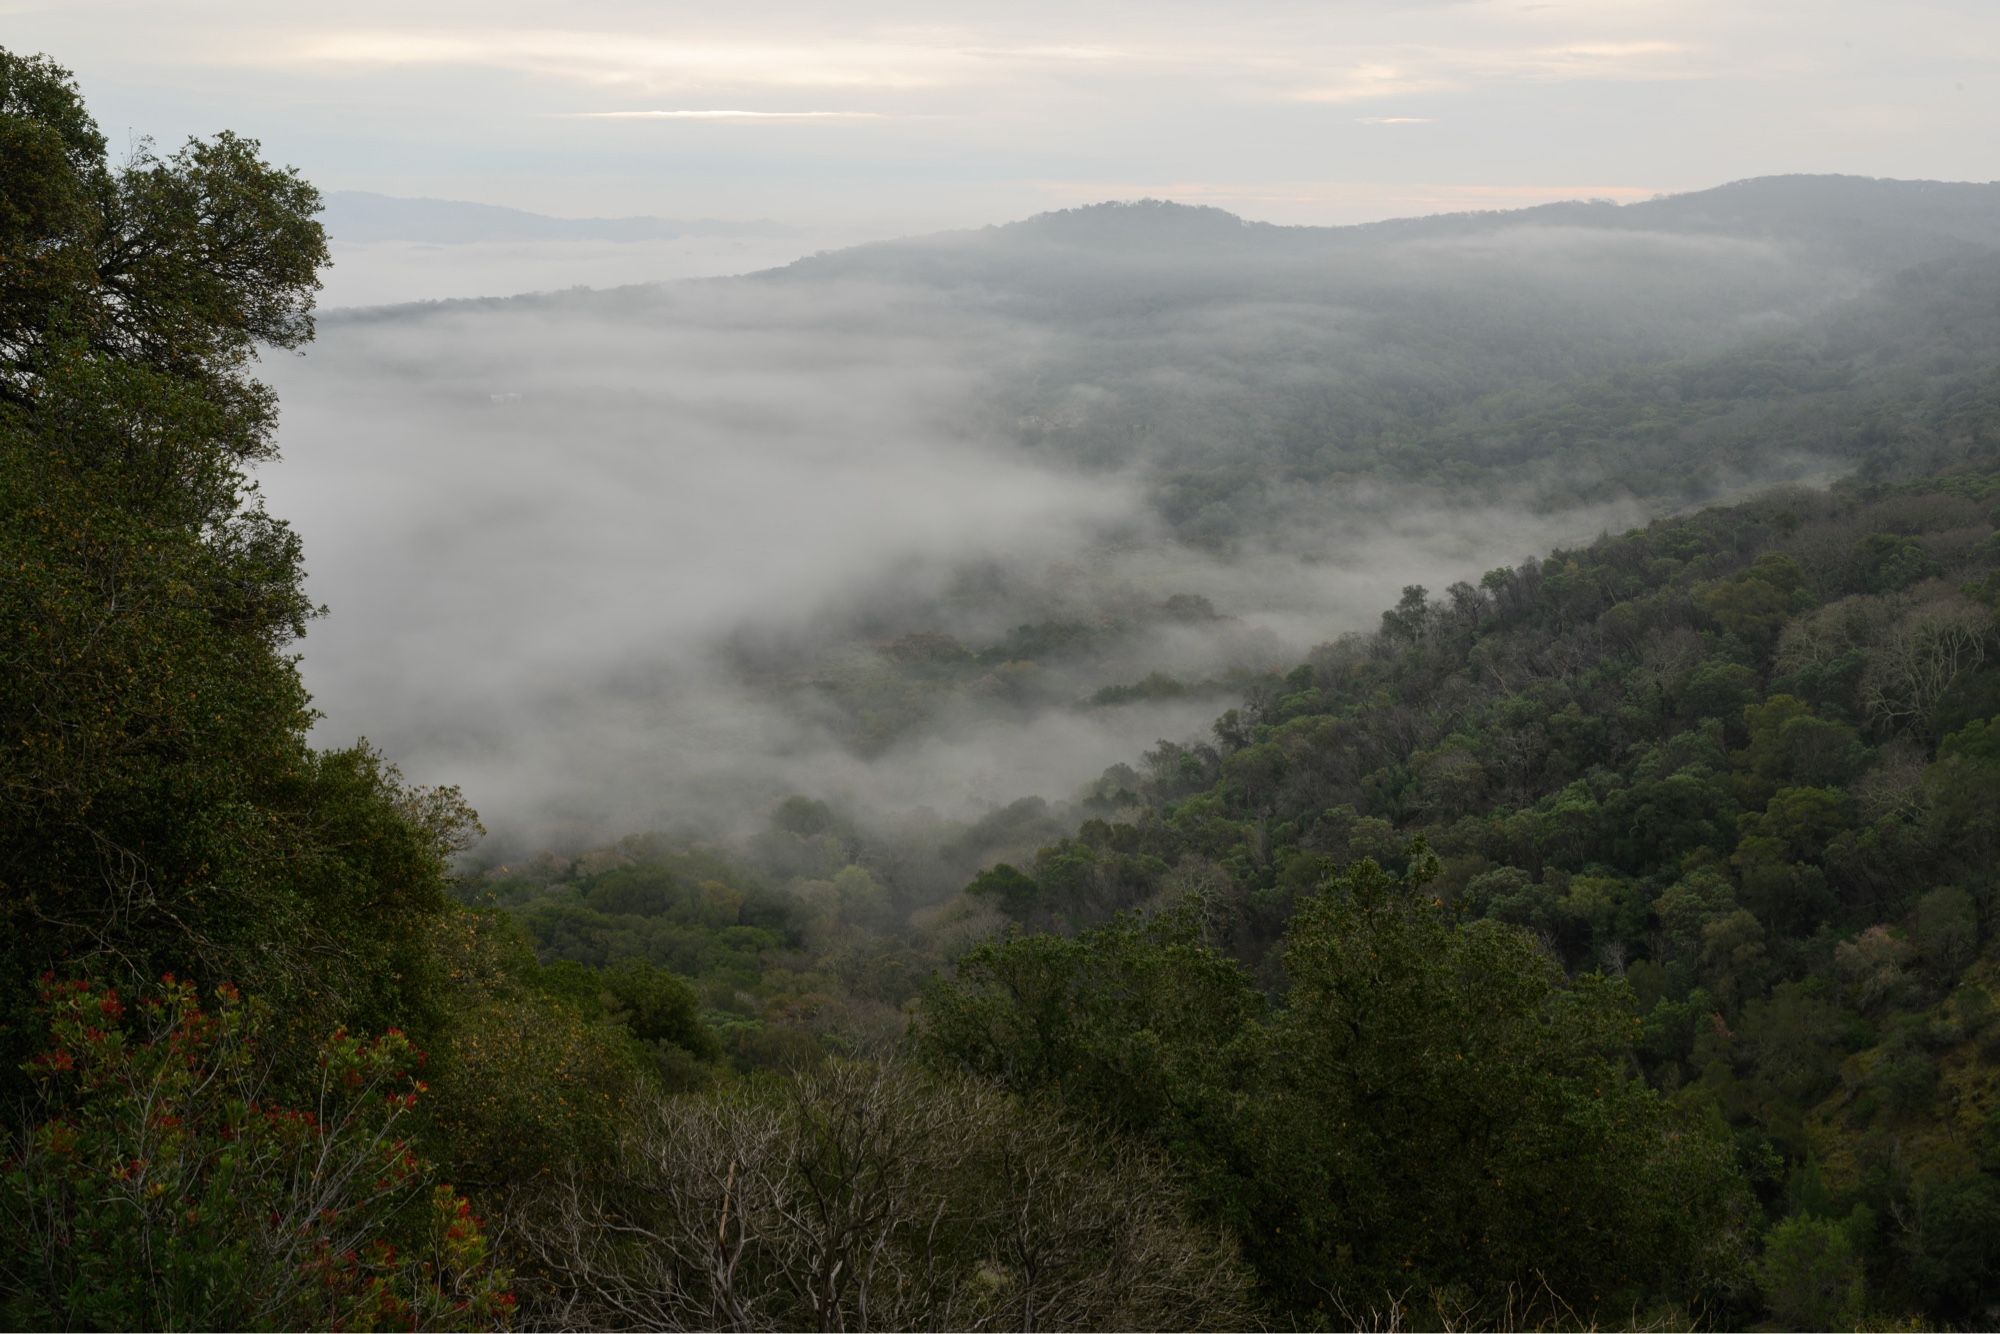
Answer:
0, 47, 467, 1094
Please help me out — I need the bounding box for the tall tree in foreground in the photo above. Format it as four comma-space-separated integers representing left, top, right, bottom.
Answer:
0, 48, 472, 1092
0, 49, 523, 1327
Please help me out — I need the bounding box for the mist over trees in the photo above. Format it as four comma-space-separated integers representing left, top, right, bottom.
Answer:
269, 166, 2000, 855
9, 41, 2000, 1334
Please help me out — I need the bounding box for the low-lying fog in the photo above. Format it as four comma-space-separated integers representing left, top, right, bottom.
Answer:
262, 271, 1640, 850
313, 191, 886, 309
319, 232, 883, 308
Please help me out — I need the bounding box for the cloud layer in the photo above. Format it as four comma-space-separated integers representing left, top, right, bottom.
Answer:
259, 266, 1646, 848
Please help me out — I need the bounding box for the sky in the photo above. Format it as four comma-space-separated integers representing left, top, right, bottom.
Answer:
7, 0, 1997, 235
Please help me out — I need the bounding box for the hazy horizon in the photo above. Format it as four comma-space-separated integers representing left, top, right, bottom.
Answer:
11, 1, 1994, 238
318, 169, 1997, 306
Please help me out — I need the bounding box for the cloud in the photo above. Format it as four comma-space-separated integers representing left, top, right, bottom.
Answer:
264, 27, 1192, 93
264, 24, 1701, 108
958, 44, 1163, 65
1296, 64, 1455, 104
1543, 41, 1689, 60
20, 0, 2000, 238
1355, 116, 1436, 125
317, 229, 881, 307
561, 109, 890, 121
262, 281, 1154, 838
1288, 38, 1702, 104
258, 258, 1656, 852
1514, 39, 1704, 79
281, 30, 957, 90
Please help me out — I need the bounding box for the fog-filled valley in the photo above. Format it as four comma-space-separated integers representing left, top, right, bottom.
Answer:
268, 269, 1646, 850
267, 175, 2000, 860
15, 31, 2000, 1324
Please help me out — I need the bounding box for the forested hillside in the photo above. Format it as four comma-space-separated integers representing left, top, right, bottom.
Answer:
476, 455, 2000, 1327
921, 464, 2000, 1325
8, 44, 2000, 1333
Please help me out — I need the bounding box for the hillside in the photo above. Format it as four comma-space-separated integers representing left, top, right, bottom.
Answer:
481, 456, 2000, 1325
768, 176, 2000, 525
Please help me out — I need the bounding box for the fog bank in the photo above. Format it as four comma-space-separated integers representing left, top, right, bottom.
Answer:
265, 275, 1632, 848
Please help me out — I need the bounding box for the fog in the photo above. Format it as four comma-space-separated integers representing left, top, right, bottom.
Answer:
264, 274, 1636, 851
262, 182, 1945, 855
320, 234, 874, 307
314, 193, 887, 307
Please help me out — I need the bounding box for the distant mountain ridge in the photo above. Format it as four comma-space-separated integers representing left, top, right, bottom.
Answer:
774, 175, 2000, 280
319, 171, 2000, 549
321, 175, 2000, 299
320, 190, 795, 245
998, 174, 2000, 245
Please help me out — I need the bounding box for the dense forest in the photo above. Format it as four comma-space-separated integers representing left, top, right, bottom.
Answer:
8, 46, 2000, 1331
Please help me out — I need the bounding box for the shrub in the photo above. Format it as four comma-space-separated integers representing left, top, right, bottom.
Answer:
0, 975, 512, 1330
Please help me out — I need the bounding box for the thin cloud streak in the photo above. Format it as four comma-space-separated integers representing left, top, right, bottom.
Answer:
1289, 39, 1704, 104
284, 30, 958, 89
238, 26, 1713, 104
1296, 64, 1453, 104
563, 109, 890, 120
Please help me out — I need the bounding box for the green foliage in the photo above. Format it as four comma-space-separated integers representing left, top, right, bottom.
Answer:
531, 955, 720, 1089
1853, 533, 1942, 594
0, 56, 580, 1319
918, 854, 1751, 1322
917, 909, 1264, 1160
910, 467, 1999, 1325
0, 48, 470, 1098
1264, 859, 1750, 1314
0, 976, 513, 1330
1757, 1214, 1865, 1330
1915, 886, 1979, 980
964, 862, 1041, 921
0, 48, 324, 454
410, 912, 650, 1196
1900, 1173, 2000, 1323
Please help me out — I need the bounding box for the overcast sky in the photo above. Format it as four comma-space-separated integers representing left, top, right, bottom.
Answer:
9, 0, 1995, 230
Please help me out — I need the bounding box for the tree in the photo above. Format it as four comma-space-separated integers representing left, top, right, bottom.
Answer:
1851, 533, 1939, 594
1, 52, 325, 433
918, 856, 1753, 1322
1900, 1173, 2000, 1323
0, 49, 464, 1089
1757, 1214, 1864, 1330
516, 1061, 1253, 1331
964, 863, 1042, 922
1260, 856, 1751, 1319
1913, 885, 1978, 981
1860, 592, 1990, 736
